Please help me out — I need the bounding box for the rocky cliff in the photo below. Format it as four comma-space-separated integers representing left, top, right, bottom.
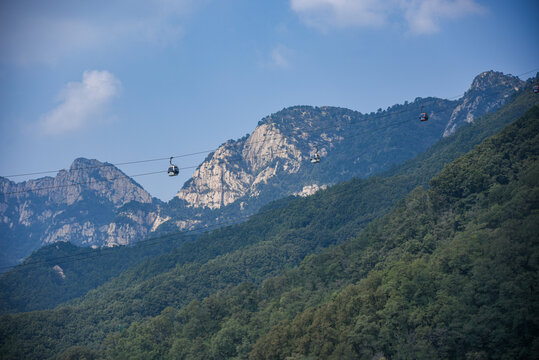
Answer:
443, 71, 524, 136
0, 158, 160, 268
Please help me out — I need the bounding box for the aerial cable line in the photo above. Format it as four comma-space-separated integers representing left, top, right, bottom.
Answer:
4, 90, 504, 197
0, 94, 518, 197
2, 67, 538, 185
1, 150, 216, 179
0, 116, 421, 196
0, 104, 425, 179
0, 77, 533, 197
0, 166, 379, 272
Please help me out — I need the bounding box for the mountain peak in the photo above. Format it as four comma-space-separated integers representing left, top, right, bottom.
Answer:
0, 156, 158, 261
69, 157, 104, 170
443, 70, 524, 137
469, 70, 522, 92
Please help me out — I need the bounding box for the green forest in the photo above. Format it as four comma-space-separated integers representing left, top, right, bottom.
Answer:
0, 86, 538, 359
100, 105, 539, 359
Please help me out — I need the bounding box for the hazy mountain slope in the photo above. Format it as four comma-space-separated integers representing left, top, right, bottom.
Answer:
105, 105, 539, 360
0, 158, 160, 269
0, 234, 193, 314
0, 177, 405, 359
0, 84, 536, 359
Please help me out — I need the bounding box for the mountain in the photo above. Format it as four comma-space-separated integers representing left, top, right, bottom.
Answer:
157, 71, 524, 232
0, 158, 160, 269
0, 82, 536, 359
104, 104, 539, 360
442, 70, 524, 136
0, 235, 192, 314
246, 105, 539, 360
0, 70, 525, 271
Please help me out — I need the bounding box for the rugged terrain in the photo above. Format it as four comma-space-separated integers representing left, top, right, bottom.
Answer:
0, 158, 160, 268
0, 71, 525, 269
159, 70, 524, 231
0, 83, 536, 360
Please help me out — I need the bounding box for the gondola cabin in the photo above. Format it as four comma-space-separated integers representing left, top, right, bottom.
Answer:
419, 112, 429, 122
168, 157, 179, 176
534, 85, 539, 94
168, 165, 179, 176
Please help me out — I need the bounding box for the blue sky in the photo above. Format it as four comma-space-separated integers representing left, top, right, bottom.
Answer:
1, 0, 538, 201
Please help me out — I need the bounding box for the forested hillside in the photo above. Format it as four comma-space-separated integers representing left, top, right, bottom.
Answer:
1, 82, 537, 317
0, 87, 537, 360
104, 105, 539, 359
0, 236, 193, 313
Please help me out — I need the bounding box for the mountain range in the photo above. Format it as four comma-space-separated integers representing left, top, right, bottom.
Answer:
0, 76, 537, 359
0, 70, 526, 271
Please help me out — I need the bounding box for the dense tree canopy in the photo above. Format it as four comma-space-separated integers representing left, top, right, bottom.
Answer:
0, 87, 537, 359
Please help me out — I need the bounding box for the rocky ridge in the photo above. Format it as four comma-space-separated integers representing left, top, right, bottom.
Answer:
443, 71, 524, 136
177, 122, 304, 210
164, 71, 522, 223
0, 158, 160, 268
0, 70, 525, 268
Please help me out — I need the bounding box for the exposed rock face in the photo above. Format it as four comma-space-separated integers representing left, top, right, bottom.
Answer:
294, 184, 328, 197
1, 158, 152, 206
177, 123, 303, 210
0, 158, 159, 268
174, 106, 361, 213
443, 71, 524, 137
53, 265, 66, 280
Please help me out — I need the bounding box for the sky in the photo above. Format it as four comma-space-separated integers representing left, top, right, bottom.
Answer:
0, 0, 538, 201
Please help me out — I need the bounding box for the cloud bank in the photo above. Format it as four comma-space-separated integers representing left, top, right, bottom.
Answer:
290, 0, 485, 34
39, 70, 121, 135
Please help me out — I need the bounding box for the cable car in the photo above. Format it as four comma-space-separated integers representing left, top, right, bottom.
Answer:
168, 157, 179, 176
419, 105, 428, 122
534, 84, 539, 94
310, 146, 321, 164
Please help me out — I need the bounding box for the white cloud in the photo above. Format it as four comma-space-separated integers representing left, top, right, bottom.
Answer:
0, 0, 199, 65
39, 70, 121, 135
290, 0, 485, 34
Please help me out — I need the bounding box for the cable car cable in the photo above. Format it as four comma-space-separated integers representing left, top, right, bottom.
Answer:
0, 115, 421, 196
3, 67, 537, 180
1, 160, 393, 272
